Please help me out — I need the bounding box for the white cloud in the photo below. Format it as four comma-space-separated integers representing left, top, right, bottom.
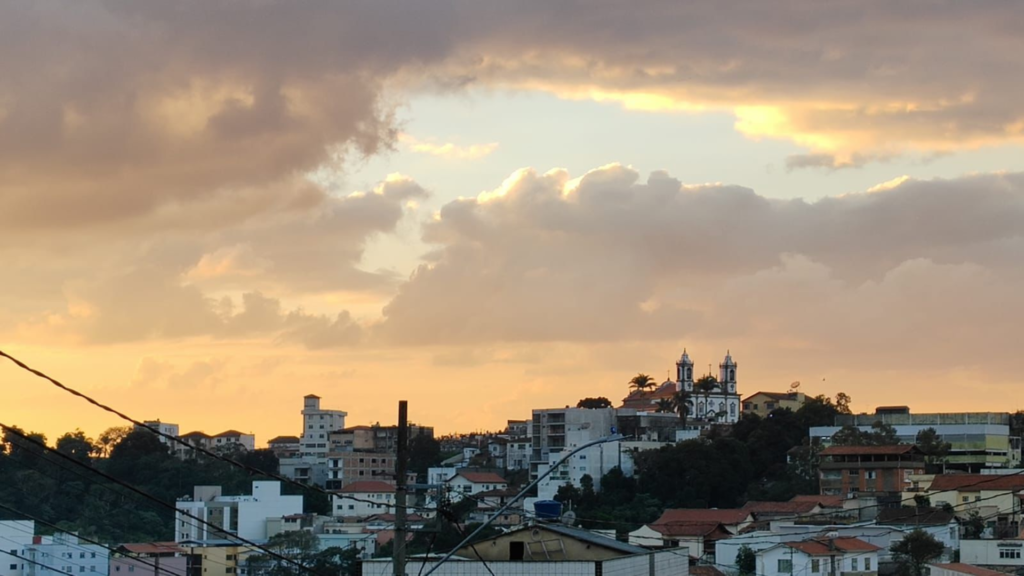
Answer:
398, 133, 499, 160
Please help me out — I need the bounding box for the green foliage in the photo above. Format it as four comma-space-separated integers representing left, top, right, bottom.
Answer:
835, 392, 853, 414
916, 428, 951, 471
831, 421, 901, 446
577, 397, 613, 409
628, 373, 657, 393
963, 510, 986, 539
635, 438, 754, 508
246, 531, 360, 576
913, 494, 931, 508
407, 432, 442, 481
890, 529, 945, 576
736, 545, 756, 576
795, 395, 841, 429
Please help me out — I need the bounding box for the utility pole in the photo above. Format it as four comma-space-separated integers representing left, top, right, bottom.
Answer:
394, 400, 409, 576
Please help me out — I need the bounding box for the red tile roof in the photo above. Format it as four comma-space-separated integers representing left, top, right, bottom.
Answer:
456, 471, 507, 484
653, 509, 752, 526
928, 474, 1024, 492
790, 495, 845, 508
267, 436, 300, 444
820, 444, 918, 456
930, 564, 1006, 576
339, 481, 396, 493
785, 537, 880, 556
649, 521, 730, 538
743, 501, 820, 515
690, 567, 727, 576
179, 431, 211, 439
118, 543, 184, 555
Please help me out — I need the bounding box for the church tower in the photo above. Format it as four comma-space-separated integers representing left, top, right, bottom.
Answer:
676, 349, 694, 392
719, 351, 737, 394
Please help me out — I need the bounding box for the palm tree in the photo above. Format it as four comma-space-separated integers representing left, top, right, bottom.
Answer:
628, 373, 657, 395
655, 398, 675, 413
672, 390, 693, 428
694, 375, 719, 421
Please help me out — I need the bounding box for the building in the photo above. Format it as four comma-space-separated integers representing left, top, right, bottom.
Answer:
469, 488, 525, 526
818, 445, 926, 501
445, 471, 508, 503
176, 542, 250, 576
620, 350, 742, 424
0, 521, 35, 576
174, 481, 303, 543
24, 533, 109, 576
326, 451, 398, 489
109, 543, 187, 576
756, 537, 880, 576
907, 473, 1024, 535
960, 539, 1024, 569
628, 520, 731, 559
210, 431, 255, 452
300, 395, 347, 459
362, 523, 689, 575
647, 509, 754, 536
928, 563, 1006, 576
331, 481, 396, 518
139, 421, 180, 447
875, 507, 958, 559
505, 439, 531, 471
328, 424, 433, 454
811, 409, 1020, 471
742, 391, 807, 418
266, 436, 300, 459
742, 500, 825, 521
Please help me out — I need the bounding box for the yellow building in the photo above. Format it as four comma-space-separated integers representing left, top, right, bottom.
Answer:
741, 391, 806, 418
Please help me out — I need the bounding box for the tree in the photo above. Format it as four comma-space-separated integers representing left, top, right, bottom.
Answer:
655, 398, 675, 413
97, 426, 132, 458
913, 494, 931, 508
56, 430, 98, 465
963, 510, 986, 539
628, 373, 657, 394
694, 375, 719, 420
835, 392, 853, 414
673, 390, 693, 427
830, 425, 868, 446
407, 432, 442, 481
890, 529, 946, 576
916, 428, 951, 472
736, 545, 756, 576
795, 395, 840, 429
577, 397, 613, 409
868, 421, 900, 445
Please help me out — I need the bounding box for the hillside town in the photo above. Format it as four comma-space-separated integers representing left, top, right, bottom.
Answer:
3, 349, 1024, 576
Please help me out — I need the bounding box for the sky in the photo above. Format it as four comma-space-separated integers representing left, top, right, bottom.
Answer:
3, 0, 1024, 445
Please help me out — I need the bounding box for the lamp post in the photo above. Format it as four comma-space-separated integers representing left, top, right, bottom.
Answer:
422, 432, 626, 576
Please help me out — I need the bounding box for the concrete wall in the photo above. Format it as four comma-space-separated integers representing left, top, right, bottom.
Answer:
0, 521, 36, 576
363, 549, 687, 576
109, 557, 187, 576
960, 540, 1024, 567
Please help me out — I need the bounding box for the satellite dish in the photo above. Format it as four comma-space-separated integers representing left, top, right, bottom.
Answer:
561, 511, 577, 526
789, 381, 801, 390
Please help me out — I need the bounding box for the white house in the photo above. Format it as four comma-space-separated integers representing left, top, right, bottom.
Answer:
211, 431, 255, 452
756, 537, 880, 576
24, 533, 109, 576
876, 508, 959, 560
960, 539, 1024, 568
1, 521, 36, 576
331, 481, 396, 518
174, 481, 302, 542
445, 471, 508, 503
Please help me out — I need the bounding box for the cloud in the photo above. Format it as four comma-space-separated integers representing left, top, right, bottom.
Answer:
376, 165, 1024, 373
398, 134, 499, 160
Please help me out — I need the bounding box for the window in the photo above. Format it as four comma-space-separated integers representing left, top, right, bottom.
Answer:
80, 553, 86, 559
865, 558, 871, 571
999, 548, 1022, 559
348, 505, 355, 510
963, 496, 970, 503
226, 555, 235, 561
129, 567, 135, 572
865, 470, 877, 480
80, 566, 85, 573
10, 565, 17, 571
851, 557, 858, 571
778, 559, 793, 573
226, 569, 235, 574
811, 560, 820, 573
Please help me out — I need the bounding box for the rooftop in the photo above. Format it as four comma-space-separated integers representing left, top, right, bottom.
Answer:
338, 481, 396, 494
267, 435, 300, 444
742, 501, 820, 515
456, 471, 507, 484
784, 537, 880, 556
820, 444, 919, 456
790, 495, 846, 508
649, 521, 730, 538
214, 430, 247, 438
653, 508, 751, 526
930, 564, 1006, 576
877, 507, 955, 526
929, 474, 1024, 491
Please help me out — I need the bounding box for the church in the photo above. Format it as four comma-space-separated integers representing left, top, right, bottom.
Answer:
620, 349, 742, 424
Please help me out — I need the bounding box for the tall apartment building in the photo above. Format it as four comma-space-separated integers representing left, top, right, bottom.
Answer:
24, 533, 109, 576
138, 421, 180, 447
0, 521, 35, 576
174, 481, 302, 542
301, 395, 347, 459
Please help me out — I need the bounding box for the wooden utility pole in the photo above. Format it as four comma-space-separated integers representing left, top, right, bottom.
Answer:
394, 400, 409, 576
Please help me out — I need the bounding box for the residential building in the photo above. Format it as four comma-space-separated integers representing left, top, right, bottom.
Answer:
326, 451, 398, 489
469, 488, 525, 526
331, 481, 396, 518
24, 533, 109, 576
138, 421, 179, 447
175, 432, 211, 458
210, 431, 255, 452
628, 520, 732, 559
265, 436, 300, 459
716, 525, 904, 572
506, 420, 528, 438
174, 481, 302, 543
328, 424, 433, 454
906, 473, 1024, 533
742, 500, 825, 522
818, 445, 926, 502
109, 543, 187, 576
505, 439, 531, 471
756, 537, 880, 576
960, 539, 1024, 569
445, 471, 508, 503
300, 395, 347, 459
811, 409, 1020, 471
875, 508, 958, 560
620, 350, 741, 424
176, 543, 251, 576
362, 524, 689, 574
742, 391, 807, 418
643, 509, 755, 536
0, 521, 35, 576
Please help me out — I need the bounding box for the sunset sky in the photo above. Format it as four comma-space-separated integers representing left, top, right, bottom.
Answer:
3, 1, 1024, 444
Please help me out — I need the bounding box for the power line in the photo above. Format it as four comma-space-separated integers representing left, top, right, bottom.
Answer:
0, 350, 436, 515
0, 423, 326, 576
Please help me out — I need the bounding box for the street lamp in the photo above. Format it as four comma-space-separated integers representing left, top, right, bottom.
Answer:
422, 433, 625, 576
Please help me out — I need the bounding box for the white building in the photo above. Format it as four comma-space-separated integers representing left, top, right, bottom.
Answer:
331, 481, 395, 518
756, 537, 880, 576
210, 431, 255, 452
534, 439, 668, 501
174, 481, 302, 543
0, 521, 36, 576
960, 539, 1024, 568
24, 533, 109, 576
300, 395, 346, 459
717, 524, 906, 572
505, 439, 531, 471
445, 471, 508, 503
682, 351, 741, 424
139, 421, 179, 447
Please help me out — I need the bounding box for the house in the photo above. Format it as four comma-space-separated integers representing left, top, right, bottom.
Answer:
646, 509, 755, 535
109, 543, 186, 576
876, 507, 958, 559
928, 563, 1006, 576
211, 430, 255, 452
175, 542, 252, 576
266, 436, 300, 459
743, 500, 824, 521
909, 474, 1024, 536
362, 523, 689, 575
818, 445, 926, 501
469, 488, 525, 526
331, 481, 396, 518
742, 392, 807, 418
445, 471, 508, 502
628, 520, 732, 560
174, 481, 303, 542
0, 521, 35, 576
756, 536, 880, 576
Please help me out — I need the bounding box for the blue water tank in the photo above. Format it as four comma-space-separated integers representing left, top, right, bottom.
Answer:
533, 500, 563, 520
